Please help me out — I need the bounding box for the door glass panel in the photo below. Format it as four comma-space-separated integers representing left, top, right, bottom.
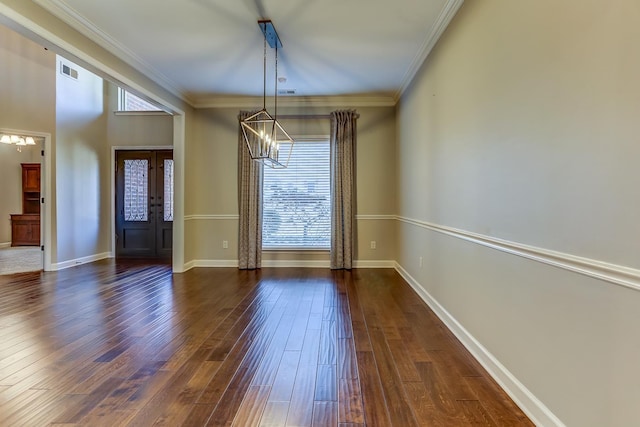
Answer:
124, 159, 148, 222
164, 159, 174, 222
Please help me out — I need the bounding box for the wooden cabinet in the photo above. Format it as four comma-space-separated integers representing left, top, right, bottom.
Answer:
11, 163, 41, 246
22, 163, 41, 192
11, 214, 40, 246
21, 163, 41, 214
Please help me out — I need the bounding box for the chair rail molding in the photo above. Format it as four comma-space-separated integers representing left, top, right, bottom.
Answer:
397, 216, 640, 293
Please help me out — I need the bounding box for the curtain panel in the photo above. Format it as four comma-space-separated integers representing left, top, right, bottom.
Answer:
237, 111, 263, 269
330, 110, 358, 270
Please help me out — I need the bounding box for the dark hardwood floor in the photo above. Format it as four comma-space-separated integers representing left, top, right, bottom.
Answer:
0, 261, 532, 426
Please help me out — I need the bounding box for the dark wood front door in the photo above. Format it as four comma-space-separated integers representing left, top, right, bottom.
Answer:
115, 150, 173, 259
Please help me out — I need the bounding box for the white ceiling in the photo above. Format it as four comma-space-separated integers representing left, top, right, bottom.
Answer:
33, 0, 462, 106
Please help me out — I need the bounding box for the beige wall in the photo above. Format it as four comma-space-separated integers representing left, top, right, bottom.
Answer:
186, 105, 396, 266
0, 24, 55, 131
397, 0, 640, 425
106, 83, 174, 148
0, 24, 54, 245
55, 56, 109, 263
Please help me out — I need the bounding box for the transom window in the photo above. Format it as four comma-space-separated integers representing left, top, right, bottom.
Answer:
262, 139, 330, 249
118, 88, 162, 112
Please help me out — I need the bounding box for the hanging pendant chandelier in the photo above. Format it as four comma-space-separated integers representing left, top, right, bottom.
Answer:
241, 20, 294, 169
1, 133, 37, 152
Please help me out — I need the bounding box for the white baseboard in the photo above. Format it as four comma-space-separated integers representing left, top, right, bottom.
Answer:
183, 259, 239, 271
182, 260, 195, 271
50, 252, 112, 271
394, 262, 565, 427
0, 242, 11, 249
353, 260, 396, 268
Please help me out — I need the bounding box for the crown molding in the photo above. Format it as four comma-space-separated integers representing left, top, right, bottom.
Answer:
33, 0, 189, 105
193, 94, 397, 109
396, 0, 464, 100
27, 0, 461, 109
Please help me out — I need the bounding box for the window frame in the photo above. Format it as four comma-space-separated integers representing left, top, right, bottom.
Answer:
116, 88, 167, 114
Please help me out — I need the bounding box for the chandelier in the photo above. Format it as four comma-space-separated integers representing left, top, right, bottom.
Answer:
0, 133, 37, 152
241, 20, 294, 169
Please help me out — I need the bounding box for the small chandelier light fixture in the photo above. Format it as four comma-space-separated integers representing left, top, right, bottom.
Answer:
0, 133, 37, 152
241, 20, 294, 169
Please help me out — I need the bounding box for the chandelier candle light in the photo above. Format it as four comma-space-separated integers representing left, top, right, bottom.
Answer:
0, 133, 37, 152
241, 20, 294, 169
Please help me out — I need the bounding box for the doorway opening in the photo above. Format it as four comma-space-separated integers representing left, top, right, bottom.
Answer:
0, 130, 49, 275
115, 150, 173, 260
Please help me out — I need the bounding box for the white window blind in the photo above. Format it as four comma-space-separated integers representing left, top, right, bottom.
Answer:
263, 139, 331, 249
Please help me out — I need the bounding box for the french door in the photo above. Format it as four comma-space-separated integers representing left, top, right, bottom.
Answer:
115, 150, 173, 259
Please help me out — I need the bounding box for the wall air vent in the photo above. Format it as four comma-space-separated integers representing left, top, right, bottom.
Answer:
60, 63, 78, 80
278, 89, 296, 95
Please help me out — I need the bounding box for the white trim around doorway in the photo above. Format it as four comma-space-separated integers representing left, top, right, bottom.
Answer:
0, 127, 52, 272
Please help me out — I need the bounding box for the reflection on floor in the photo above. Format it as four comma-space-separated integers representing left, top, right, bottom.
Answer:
0, 264, 533, 425
0, 246, 42, 275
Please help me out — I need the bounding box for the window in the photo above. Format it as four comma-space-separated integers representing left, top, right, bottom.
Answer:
123, 159, 149, 221
163, 159, 174, 222
263, 139, 331, 249
118, 88, 162, 112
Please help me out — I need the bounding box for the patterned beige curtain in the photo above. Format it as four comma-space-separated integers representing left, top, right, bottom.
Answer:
330, 110, 358, 270
238, 111, 263, 269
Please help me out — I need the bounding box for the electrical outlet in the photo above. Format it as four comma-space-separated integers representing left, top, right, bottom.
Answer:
370, 241, 376, 249
419, 256, 423, 268
223, 240, 229, 249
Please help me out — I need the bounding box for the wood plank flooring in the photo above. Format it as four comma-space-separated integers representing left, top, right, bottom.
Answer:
0, 261, 533, 426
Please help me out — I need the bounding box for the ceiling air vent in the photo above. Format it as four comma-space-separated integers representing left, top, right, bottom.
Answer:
60, 63, 78, 80
278, 89, 296, 95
